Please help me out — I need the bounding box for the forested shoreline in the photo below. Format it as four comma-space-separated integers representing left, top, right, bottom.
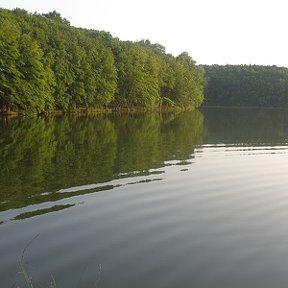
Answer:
204, 65, 288, 107
0, 8, 204, 114
2, 8, 288, 114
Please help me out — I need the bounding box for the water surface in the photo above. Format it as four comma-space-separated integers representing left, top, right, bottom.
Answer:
1, 108, 288, 288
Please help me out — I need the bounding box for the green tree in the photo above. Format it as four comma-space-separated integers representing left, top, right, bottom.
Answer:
0, 15, 21, 113
115, 43, 161, 107
0, 8, 204, 113
16, 34, 55, 112
204, 65, 288, 107
173, 52, 204, 107
42, 10, 70, 25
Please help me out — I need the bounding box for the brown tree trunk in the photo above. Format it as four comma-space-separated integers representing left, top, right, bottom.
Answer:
6, 104, 11, 114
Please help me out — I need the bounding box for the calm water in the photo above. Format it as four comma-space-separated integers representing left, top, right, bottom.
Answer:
1, 108, 288, 287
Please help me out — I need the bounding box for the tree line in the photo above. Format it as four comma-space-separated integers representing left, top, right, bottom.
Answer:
203, 65, 288, 107
0, 8, 205, 114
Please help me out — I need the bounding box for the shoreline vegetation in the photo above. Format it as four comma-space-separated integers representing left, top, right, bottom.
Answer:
2, 9, 288, 116
0, 8, 204, 115
203, 65, 288, 107
0, 104, 198, 117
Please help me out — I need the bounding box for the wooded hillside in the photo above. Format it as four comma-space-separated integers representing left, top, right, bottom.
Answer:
0, 8, 205, 113
204, 65, 288, 107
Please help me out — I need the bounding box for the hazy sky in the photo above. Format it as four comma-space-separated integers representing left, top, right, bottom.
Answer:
1, 0, 288, 67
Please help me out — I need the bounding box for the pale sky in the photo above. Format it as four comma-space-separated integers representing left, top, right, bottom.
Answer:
1, 0, 288, 67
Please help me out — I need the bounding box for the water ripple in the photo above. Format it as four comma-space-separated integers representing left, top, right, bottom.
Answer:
2, 144, 288, 288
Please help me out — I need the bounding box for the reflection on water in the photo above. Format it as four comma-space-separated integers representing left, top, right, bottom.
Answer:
13, 204, 75, 220
202, 107, 288, 144
2, 108, 288, 288
0, 112, 203, 218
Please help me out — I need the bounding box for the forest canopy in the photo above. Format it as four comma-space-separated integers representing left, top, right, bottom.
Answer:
0, 8, 205, 114
203, 65, 288, 107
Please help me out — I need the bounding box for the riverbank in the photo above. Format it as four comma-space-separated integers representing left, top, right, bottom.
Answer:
0, 104, 197, 117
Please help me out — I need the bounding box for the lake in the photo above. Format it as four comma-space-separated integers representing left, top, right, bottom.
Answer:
1, 108, 288, 288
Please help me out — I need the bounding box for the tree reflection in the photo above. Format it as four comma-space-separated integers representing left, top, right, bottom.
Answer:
0, 111, 203, 212
202, 108, 288, 144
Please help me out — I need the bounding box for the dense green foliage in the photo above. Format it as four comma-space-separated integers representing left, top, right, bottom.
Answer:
0, 8, 204, 113
204, 65, 288, 107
